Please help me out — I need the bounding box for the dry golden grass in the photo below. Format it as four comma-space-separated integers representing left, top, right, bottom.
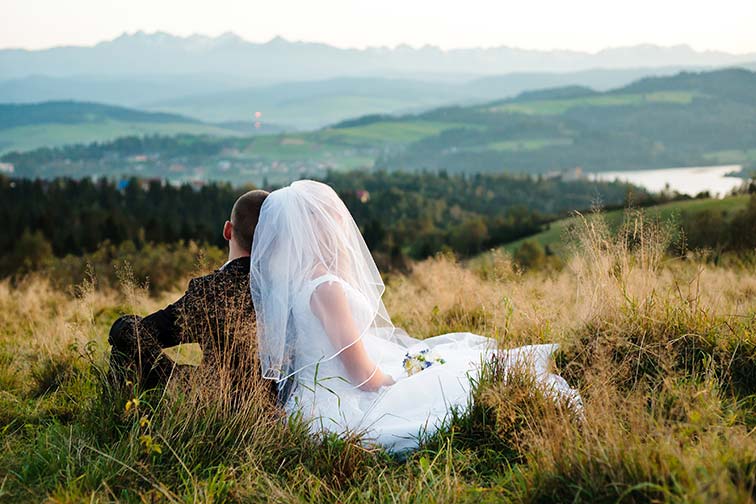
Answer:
1, 211, 755, 502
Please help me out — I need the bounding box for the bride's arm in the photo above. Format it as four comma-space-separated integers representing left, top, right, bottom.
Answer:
310, 282, 394, 391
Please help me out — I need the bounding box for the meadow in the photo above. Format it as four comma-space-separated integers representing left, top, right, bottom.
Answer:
487, 91, 699, 116
497, 195, 752, 256
0, 121, 242, 155
1, 209, 756, 502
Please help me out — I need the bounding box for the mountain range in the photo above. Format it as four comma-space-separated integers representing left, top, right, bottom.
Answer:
3, 32, 756, 81
2, 32, 756, 129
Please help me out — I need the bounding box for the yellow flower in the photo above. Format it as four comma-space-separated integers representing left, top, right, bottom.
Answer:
124, 397, 140, 413
139, 416, 151, 428
139, 434, 163, 455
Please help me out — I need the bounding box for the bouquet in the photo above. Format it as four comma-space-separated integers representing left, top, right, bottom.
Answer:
403, 349, 446, 376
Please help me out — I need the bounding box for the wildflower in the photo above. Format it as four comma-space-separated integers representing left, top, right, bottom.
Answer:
125, 397, 140, 413
139, 434, 163, 456
139, 416, 151, 428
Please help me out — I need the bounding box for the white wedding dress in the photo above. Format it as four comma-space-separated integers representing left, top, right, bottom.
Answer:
250, 180, 582, 454
285, 274, 580, 453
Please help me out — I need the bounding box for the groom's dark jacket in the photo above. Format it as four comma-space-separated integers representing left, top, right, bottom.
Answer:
109, 256, 272, 396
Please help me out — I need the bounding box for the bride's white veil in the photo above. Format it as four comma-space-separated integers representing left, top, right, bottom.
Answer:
249, 180, 399, 388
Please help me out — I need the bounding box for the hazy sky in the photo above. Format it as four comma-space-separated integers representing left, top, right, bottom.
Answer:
2, 0, 756, 53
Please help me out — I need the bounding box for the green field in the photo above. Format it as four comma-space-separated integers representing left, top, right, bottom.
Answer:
315, 120, 465, 146
487, 138, 573, 151
157, 95, 425, 130
233, 120, 467, 173
489, 91, 701, 116
496, 195, 750, 256
240, 134, 375, 170
0, 121, 241, 154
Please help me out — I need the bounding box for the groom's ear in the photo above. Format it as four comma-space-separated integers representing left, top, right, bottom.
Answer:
223, 220, 233, 242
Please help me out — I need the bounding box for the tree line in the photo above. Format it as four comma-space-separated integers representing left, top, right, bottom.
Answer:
0, 170, 643, 281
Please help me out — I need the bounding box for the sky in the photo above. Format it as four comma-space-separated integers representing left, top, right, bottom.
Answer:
1, 0, 756, 53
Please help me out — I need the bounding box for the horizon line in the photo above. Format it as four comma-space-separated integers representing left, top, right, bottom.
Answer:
3, 30, 756, 57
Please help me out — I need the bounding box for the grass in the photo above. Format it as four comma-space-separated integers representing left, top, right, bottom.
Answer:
316, 120, 465, 146
240, 134, 376, 171
237, 120, 464, 172
486, 138, 573, 152
0, 121, 241, 154
1, 212, 756, 502
489, 91, 701, 116
494, 195, 750, 257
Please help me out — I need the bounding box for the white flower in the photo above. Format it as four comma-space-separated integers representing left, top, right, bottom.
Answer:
403, 349, 446, 376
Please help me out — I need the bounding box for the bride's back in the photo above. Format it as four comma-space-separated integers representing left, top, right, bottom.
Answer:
250, 180, 397, 393
290, 273, 375, 386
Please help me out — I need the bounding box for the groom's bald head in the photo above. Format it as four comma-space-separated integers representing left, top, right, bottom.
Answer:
230, 189, 269, 252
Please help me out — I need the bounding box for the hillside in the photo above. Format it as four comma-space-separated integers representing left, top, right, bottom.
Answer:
0, 67, 703, 130
373, 68, 756, 174
0, 101, 249, 153
141, 68, 710, 128
3, 32, 756, 130
5, 68, 756, 183
227, 68, 756, 179
493, 194, 751, 257
2, 219, 756, 501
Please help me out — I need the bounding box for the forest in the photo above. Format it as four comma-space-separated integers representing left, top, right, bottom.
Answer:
0, 171, 646, 284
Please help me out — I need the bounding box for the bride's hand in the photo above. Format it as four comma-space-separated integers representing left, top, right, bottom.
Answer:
377, 372, 395, 389
359, 369, 394, 392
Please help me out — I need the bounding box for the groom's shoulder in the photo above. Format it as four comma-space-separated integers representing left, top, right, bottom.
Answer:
185, 256, 251, 298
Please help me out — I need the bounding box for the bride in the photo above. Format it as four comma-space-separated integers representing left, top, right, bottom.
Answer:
250, 180, 581, 452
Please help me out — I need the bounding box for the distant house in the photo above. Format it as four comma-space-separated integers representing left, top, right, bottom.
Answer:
545, 167, 586, 181
561, 167, 585, 182
0, 163, 14, 174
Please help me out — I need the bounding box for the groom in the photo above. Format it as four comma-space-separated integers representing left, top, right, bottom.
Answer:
108, 189, 270, 392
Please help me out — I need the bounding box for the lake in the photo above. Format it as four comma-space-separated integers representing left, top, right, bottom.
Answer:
590, 165, 745, 197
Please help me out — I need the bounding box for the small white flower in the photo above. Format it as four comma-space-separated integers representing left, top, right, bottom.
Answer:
403, 349, 446, 376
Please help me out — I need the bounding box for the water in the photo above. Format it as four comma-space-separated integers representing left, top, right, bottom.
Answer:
590, 165, 746, 197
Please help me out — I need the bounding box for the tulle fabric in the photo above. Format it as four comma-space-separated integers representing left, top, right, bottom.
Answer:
250, 179, 583, 452
284, 273, 580, 452
249, 180, 399, 395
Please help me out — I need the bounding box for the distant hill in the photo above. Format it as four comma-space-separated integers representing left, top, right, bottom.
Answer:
4, 68, 756, 183
620, 68, 756, 105
0, 101, 250, 153
368, 68, 756, 174
145, 67, 705, 128
485, 195, 752, 258
0, 67, 710, 129
0, 74, 244, 108
3, 32, 756, 129
0, 101, 204, 130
